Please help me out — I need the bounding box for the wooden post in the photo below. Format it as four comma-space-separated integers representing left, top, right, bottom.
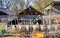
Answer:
43, 16, 45, 26
49, 7, 51, 26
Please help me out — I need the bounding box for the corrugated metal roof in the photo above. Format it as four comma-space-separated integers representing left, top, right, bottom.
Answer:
18, 6, 44, 15
54, 0, 60, 5
0, 15, 8, 18
54, 0, 60, 1
0, 15, 16, 22
0, 7, 16, 15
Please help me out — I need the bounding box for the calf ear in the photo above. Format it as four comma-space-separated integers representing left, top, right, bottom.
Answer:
15, 25, 16, 27
19, 26, 22, 30
7, 25, 10, 27
11, 25, 15, 30
26, 25, 29, 31
41, 26, 43, 31
5, 25, 8, 30
33, 25, 36, 31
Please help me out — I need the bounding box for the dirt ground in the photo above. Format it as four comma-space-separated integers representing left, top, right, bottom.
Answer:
0, 36, 31, 38
0, 34, 31, 38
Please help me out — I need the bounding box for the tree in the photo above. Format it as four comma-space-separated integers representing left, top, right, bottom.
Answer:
6, 1, 11, 9
32, 0, 43, 12
0, 0, 2, 7
32, 0, 53, 11
19, 0, 25, 10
